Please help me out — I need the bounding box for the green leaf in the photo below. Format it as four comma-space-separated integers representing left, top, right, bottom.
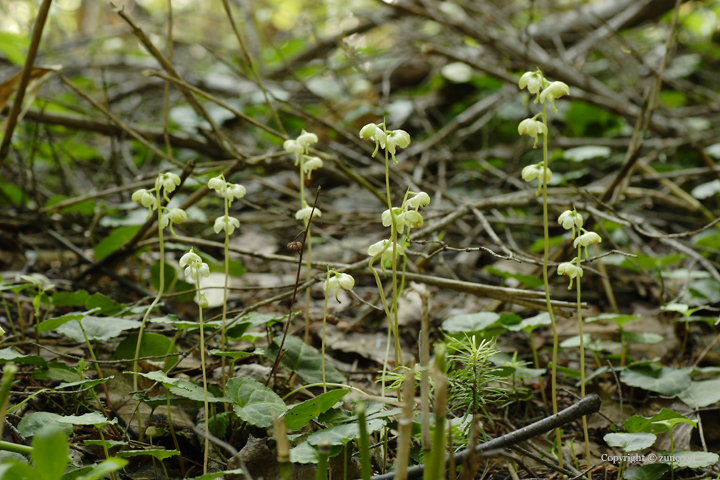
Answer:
559, 334, 591, 348
225, 377, 286, 428
661, 303, 688, 315
84, 293, 124, 316
150, 262, 177, 292
94, 226, 140, 260
225, 312, 284, 339
57, 376, 113, 390
169, 381, 229, 403
529, 234, 564, 254
624, 409, 686, 434
57, 317, 140, 343
148, 315, 220, 330
208, 411, 231, 438
0, 459, 37, 479
623, 464, 670, 480
510, 312, 551, 333
126, 369, 183, 387
0, 348, 47, 368
678, 378, 720, 408
620, 365, 692, 396
39, 310, 96, 333
621, 331, 664, 344
652, 417, 696, 430
56, 413, 117, 427
284, 389, 348, 431
32, 362, 82, 383
660, 451, 719, 469
0, 31, 28, 65
51, 290, 89, 307
208, 349, 261, 360
117, 449, 180, 461
266, 336, 345, 384
603, 432, 657, 452
32, 426, 69, 480
585, 313, 641, 328
307, 417, 386, 447
75, 458, 128, 480
563, 145, 611, 162
83, 440, 128, 448
289, 441, 343, 464
441, 312, 500, 334
18, 412, 73, 437
113, 333, 178, 370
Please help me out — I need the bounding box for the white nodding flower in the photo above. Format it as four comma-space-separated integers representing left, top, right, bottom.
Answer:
518, 71, 543, 94
226, 183, 246, 201
368, 239, 405, 269
214, 215, 240, 235
295, 206, 321, 222
198, 293, 209, 308
518, 118, 548, 148
522, 163, 552, 195
574, 231, 602, 258
406, 191, 431, 209
296, 130, 318, 151
558, 261, 583, 289
167, 208, 187, 224
133, 189, 157, 209
382, 207, 406, 232
283, 139, 303, 156
303, 157, 323, 178
558, 210, 583, 231
385, 130, 411, 163
132, 189, 147, 204
179, 249, 201, 268
324, 272, 355, 301
359, 123, 387, 156
403, 210, 424, 229
208, 176, 225, 194
160, 172, 181, 193
539, 81, 570, 113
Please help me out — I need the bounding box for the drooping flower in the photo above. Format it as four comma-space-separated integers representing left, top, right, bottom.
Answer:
382, 207, 406, 233
359, 123, 387, 157
324, 272, 355, 301
159, 172, 181, 193
403, 210, 424, 229
295, 206, 321, 222
368, 239, 405, 270
303, 157, 323, 178
574, 231, 602, 258
159, 208, 187, 236
226, 183, 246, 202
296, 130, 318, 152
558, 210, 583, 238
405, 191, 430, 209
180, 248, 210, 282
518, 71, 543, 94
283, 139, 303, 157
385, 130, 411, 163
521, 162, 553, 195
208, 176, 225, 194
518, 118, 548, 149
539, 81, 570, 113
558, 261, 583, 289
214, 215, 240, 235
132, 189, 156, 209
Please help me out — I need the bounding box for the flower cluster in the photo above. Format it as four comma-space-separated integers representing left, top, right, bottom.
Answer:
284, 130, 318, 160
556, 209, 602, 289
518, 70, 569, 194
207, 174, 245, 237
180, 248, 210, 307
284, 129, 324, 221
323, 271, 355, 302
359, 122, 410, 163
131, 172, 186, 237
380, 191, 431, 234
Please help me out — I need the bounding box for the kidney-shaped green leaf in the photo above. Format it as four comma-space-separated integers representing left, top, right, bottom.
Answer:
620, 366, 691, 396
284, 389, 348, 431
57, 316, 140, 343
441, 312, 500, 333
266, 336, 345, 384
18, 412, 73, 437
603, 432, 657, 452
624, 409, 686, 434
661, 451, 719, 469
226, 377, 285, 428
623, 464, 670, 480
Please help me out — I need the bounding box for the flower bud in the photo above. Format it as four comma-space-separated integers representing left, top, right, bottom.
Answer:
406, 191, 430, 209
167, 208, 187, 224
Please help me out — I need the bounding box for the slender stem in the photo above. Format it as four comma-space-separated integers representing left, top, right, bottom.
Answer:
576, 251, 590, 474
1, 295, 17, 337
14, 293, 24, 342
96, 426, 117, 480
369, 258, 395, 397
196, 277, 210, 474
77, 321, 112, 421
135, 185, 165, 392
540, 101, 562, 468
528, 331, 548, 410
385, 153, 403, 371
0, 440, 32, 455
322, 268, 330, 393
221, 190, 230, 397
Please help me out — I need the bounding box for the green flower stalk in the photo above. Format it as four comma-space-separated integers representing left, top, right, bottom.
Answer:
179, 248, 211, 474
208, 174, 246, 392
284, 130, 321, 342
321, 270, 355, 392
130, 172, 183, 395
518, 69, 569, 468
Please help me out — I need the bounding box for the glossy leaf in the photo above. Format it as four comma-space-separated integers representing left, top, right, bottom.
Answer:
226, 377, 286, 428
